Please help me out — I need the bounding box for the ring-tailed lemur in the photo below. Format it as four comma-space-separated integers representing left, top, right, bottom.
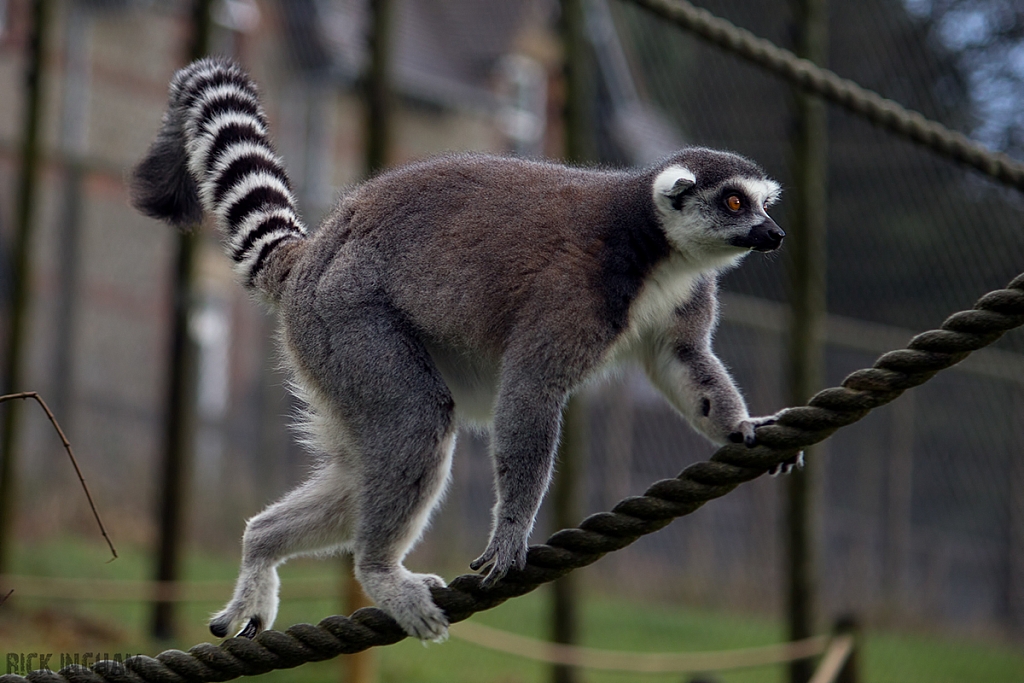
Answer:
131, 57, 793, 643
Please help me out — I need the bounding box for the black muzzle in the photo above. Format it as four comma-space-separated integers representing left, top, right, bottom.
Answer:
731, 218, 785, 252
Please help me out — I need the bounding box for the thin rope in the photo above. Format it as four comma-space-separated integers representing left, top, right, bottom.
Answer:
807, 635, 856, 683
0, 575, 335, 603
449, 620, 829, 673
623, 0, 1024, 193
1, 273, 1021, 683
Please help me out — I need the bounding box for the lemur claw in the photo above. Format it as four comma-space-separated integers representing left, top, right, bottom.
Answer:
471, 550, 506, 587
471, 538, 526, 587
480, 566, 507, 588
768, 451, 805, 476
236, 617, 261, 639
469, 550, 492, 572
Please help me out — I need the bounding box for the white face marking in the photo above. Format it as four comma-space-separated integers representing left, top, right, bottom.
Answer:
735, 177, 782, 215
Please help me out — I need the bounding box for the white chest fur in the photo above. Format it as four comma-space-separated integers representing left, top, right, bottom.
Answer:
602, 252, 704, 367
630, 253, 701, 331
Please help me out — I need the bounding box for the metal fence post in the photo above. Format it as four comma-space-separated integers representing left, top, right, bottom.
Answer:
785, 0, 829, 680
0, 0, 54, 576
151, 0, 212, 641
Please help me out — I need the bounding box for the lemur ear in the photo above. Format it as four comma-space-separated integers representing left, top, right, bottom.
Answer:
654, 166, 696, 204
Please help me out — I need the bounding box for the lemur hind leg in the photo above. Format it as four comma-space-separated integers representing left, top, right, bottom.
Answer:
352, 425, 455, 642
210, 455, 359, 638
307, 301, 457, 641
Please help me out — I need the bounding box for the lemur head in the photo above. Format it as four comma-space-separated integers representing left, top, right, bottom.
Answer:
651, 148, 783, 261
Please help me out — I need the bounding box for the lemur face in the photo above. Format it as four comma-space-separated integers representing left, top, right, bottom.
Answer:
652, 151, 783, 259
713, 176, 784, 252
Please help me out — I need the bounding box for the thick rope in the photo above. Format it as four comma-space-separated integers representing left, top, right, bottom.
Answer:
624, 0, 1024, 193
3, 273, 1022, 683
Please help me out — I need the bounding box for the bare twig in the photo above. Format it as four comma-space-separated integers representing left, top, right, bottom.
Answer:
0, 589, 12, 608
0, 392, 117, 560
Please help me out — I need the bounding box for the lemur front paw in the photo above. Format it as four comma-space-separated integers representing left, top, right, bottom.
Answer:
470, 523, 529, 587
727, 414, 778, 448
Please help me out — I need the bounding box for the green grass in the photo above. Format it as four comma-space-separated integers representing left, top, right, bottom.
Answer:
3, 538, 1023, 683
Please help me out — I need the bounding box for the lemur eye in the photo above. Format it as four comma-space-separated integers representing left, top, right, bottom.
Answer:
725, 194, 742, 212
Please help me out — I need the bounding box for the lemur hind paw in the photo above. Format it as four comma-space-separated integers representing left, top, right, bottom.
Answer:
210, 612, 265, 639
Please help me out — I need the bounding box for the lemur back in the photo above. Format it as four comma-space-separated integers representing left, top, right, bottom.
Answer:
132, 58, 788, 643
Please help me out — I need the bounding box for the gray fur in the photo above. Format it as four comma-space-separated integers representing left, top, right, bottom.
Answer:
133, 59, 787, 643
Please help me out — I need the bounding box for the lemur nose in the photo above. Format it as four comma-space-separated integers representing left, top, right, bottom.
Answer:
752, 222, 785, 252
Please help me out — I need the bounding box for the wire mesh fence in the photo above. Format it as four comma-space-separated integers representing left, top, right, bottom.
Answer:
595, 0, 1024, 639
0, 0, 1022, 678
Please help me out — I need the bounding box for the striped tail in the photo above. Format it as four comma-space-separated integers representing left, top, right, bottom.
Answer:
131, 57, 306, 299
